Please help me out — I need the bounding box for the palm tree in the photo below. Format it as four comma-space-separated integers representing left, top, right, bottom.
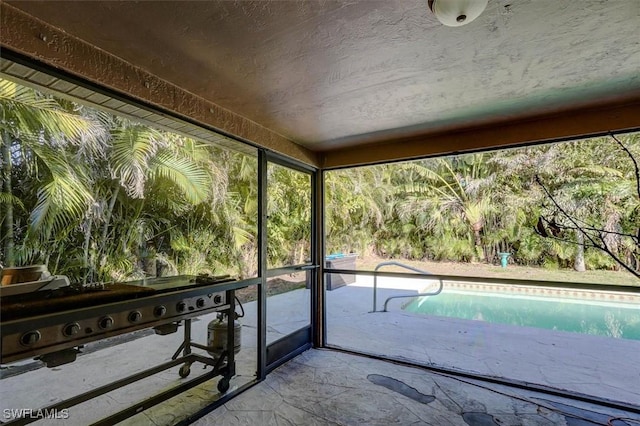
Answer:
266, 163, 312, 267
0, 78, 104, 266
89, 123, 215, 281
325, 165, 393, 255
395, 154, 496, 262
535, 135, 639, 275
1, 78, 223, 281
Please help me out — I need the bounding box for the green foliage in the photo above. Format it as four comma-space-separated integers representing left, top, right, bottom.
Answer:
1, 77, 638, 281
584, 249, 618, 271
0, 78, 261, 281
266, 164, 311, 267
326, 133, 639, 277
542, 258, 560, 270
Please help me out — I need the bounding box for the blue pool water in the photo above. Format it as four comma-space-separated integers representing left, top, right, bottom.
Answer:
403, 291, 640, 340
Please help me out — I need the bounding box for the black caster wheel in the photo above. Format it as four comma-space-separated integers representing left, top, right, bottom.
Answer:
217, 377, 230, 393
179, 363, 191, 378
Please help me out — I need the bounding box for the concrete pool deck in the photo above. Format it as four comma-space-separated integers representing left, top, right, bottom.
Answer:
324, 275, 640, 407
1, 275, 638, 424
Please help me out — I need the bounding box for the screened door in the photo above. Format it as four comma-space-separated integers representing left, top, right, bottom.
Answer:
265, 155, 317, 369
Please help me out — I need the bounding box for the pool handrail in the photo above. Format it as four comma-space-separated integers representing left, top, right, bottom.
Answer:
382, 282, 444, 312
371, 261, 443, 312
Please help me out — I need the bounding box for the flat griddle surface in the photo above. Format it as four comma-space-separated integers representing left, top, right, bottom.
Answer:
0, 276, 235, 322
1, 284, 157, 321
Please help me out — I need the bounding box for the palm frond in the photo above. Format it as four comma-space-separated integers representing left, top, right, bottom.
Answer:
0, 79, 96, 143
150, 150, 211, 204
0, 192, 25, 210
110, 125, 160, 198
28, 146, 94, 234
30, 174, 93, 233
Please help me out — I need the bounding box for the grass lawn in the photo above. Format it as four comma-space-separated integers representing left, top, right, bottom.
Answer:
356, 254, 639, 287
236, 254, 639, 303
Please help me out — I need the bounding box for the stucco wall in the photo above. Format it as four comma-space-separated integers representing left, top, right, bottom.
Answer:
1, 2, 638, 169
0, 2, 319, 167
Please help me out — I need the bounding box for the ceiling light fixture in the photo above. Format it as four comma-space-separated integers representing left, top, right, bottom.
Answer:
428, 0, 489, 27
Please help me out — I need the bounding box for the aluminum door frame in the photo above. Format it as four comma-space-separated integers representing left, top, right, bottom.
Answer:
258, 151, 319, 376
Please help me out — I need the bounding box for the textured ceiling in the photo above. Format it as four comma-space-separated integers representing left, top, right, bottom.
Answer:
7, 0, 640, 151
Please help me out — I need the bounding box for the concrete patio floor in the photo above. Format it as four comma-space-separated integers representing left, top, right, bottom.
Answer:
193, 348, 640, 426
1, 275, 638, 424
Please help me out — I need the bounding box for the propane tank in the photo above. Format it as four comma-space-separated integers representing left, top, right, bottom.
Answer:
207, 313, 241, 359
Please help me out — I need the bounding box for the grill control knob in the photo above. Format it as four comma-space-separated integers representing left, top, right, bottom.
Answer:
128, 311, 142, 323
176, 302, 187, 313
20, 330, 41, 346
154, 305, 167, 317
213, 294, 222, 304
98, 316, 114, 329
196, 298, 205, 308
63, 323, 81, 337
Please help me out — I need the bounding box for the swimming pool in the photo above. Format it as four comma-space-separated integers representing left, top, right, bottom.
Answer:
403, 286, 640, 340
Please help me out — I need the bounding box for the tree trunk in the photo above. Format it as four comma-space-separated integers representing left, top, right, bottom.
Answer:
1, 133, 14, 266
101, 184, 120, 243
82, 216, 93, 284
472, 227, 485, 262
603, 208, 621, 270
574, 231, 586, 272
142, 256, 157, 277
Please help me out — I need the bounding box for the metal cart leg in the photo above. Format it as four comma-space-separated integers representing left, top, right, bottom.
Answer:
227, 290, 236, 377
178, 319, 193, 378
217, 290, 236, 393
